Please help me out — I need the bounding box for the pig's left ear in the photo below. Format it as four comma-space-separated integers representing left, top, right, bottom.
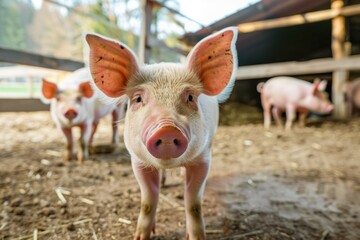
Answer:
79, 81, 94, 98
86, 34, 139, 98
312, 79, 322, 95
186, 27, 238, 101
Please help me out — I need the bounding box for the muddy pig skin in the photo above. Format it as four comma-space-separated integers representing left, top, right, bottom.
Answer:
85, 27, 238, 240
257, 76, 334, 130
347, 78, 360, 116
41, 68, 125, 163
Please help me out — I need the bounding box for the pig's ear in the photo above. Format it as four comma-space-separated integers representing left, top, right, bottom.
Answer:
41, 79, 58, 99
85, 33, 139, 98
312, 79, 322, 95
186, 27, 238, 101
79, 81, 94, 98
318, 80, 328, 91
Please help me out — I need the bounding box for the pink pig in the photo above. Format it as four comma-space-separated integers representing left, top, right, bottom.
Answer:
41, 68, 125, 163
257, 76, 334, 130
85, 27, 238, 239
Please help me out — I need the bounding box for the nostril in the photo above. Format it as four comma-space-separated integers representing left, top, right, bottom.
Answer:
173, 139, 180, 146
155, 139, 162, 146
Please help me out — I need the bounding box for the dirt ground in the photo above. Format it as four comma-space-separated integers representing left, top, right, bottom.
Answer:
0, 103, 359, 240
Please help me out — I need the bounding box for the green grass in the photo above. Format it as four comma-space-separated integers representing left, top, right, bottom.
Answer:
0, 86, 41, 94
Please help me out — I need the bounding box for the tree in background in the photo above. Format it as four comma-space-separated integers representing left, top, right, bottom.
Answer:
28, 1, 84, 61
0, 0, 184, 64
85, 0, 124, 42
0, 0, 35, 51
150, 0, 182, 63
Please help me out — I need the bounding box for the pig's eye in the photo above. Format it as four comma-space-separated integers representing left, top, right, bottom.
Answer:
131, 93, 144, 110
76, 96, 82, 102
188, 94, 193, 102
135, 96, 142, 103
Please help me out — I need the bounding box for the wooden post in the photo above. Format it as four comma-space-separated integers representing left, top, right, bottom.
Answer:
139, 0, 152, 64
331, 0, 348, 118
27, 76, 33, 98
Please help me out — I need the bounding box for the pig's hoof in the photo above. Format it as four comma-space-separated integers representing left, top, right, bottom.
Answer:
133, 233, 150, 240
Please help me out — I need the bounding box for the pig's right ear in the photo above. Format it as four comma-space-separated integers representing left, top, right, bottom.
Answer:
41, 79, 58, 99
85, 33, 139, 98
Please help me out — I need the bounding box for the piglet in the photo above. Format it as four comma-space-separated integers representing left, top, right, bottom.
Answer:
41, 68, 125, 163
85, 27, 238, 239
257, 76, 334, 130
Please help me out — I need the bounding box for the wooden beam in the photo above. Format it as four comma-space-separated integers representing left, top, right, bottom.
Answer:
149, 0, 206, 28
331, 0, 348, 118
0, 47, 84, 71
237, 3, 360, 33
139, 0, 152, 64
236, 55, 360, 80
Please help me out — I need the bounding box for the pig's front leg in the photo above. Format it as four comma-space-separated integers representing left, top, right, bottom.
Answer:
61, 127, 74, 161
89, 121, 99, 145
298, 110, 308, 127
78, 121, 92, 163
285, 104, 296, 130
184, 159, 210, 240
132, 161, 160, 240
111, 107, 123, 144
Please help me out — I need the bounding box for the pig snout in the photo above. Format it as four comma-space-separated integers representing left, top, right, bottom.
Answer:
327, 104, 334, 112
64, 108, 78, 120
144, 121, 189, 159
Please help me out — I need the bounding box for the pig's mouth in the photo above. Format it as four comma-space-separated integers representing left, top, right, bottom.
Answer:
142, 120, 189, 160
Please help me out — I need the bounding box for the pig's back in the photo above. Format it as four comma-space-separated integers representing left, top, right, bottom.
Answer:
92, 98, 120, 121
263, 77, 312, 107
58, 68, 92, 91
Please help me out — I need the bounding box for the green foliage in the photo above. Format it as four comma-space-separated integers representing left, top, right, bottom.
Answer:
0, 0, 184, 64
86, 0, 124, 41
0, 1, 35, 50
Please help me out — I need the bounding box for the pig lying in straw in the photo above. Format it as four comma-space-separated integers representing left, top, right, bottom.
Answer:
42, 68, 125, 163
85, 27, 238, 239
257, 76, 334, 130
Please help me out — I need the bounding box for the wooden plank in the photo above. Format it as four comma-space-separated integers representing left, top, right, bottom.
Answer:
0, 98, 49, 112
236, 55, 360, 80
0, 47, 84, 71
237, 3, 360, 33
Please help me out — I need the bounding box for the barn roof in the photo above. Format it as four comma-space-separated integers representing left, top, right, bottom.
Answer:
180, 0, 360, 67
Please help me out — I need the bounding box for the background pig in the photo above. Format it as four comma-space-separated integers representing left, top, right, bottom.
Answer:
86, 27, 238, 239
257, 77, 334, 130
41, 68, 125, 163
347, 78, 360, 116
